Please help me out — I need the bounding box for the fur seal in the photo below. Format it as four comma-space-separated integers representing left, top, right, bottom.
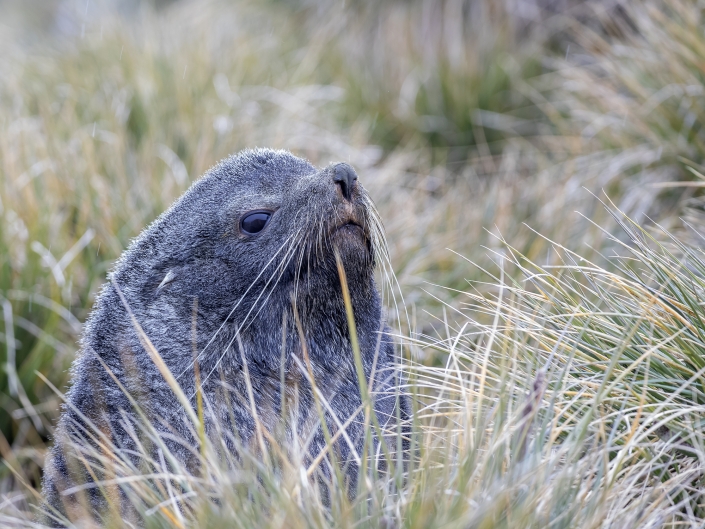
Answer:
42, 148, 410, 524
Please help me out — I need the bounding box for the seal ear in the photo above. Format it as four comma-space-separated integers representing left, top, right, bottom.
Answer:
142, 266, 178, 301
157, 270, 176, 291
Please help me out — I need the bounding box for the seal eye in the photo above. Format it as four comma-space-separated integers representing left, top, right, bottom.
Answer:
240, 211, 272, 235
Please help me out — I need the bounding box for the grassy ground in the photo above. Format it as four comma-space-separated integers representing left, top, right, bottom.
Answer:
1, 0, 705, 526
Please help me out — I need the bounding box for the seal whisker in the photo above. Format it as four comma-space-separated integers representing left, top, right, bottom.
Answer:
198, 226, 305, 390
193, 228, 302, 384
357, 191, 409, 365
175, 230, 300, 381
295, 236, 307, 303
291, 209, 309, 304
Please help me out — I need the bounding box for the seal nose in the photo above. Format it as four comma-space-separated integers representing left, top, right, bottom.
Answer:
332, 163, 358, 202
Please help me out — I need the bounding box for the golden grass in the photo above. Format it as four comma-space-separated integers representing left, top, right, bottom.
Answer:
1, 0, 705, 526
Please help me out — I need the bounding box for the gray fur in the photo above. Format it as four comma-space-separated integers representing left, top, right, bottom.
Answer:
42, 148, 410, 524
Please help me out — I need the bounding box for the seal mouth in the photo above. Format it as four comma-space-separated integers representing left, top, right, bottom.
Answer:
328, 209, 373, 261
328, 202, 368, 239
335, 220, 365, 236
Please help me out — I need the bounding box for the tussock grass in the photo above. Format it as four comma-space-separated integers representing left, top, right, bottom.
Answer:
5, 203, 705, 527
408, 203, 705, 526
1, 0, 705, 526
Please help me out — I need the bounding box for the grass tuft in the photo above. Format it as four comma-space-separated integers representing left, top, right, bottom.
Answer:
2, 0, 705, 526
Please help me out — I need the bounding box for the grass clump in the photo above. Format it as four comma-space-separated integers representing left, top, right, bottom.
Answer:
6, 203, 705, 527
1, 0, 705, 526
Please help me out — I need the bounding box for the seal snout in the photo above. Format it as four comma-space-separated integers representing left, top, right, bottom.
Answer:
332, 163, 358, 202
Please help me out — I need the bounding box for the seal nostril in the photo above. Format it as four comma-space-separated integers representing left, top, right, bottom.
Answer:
332, 163, 358, 201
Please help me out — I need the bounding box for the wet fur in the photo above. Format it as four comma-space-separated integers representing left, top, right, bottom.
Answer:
42, 149, 410, 524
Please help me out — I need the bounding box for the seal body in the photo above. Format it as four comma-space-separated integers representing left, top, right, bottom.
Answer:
42, 149, 409, 523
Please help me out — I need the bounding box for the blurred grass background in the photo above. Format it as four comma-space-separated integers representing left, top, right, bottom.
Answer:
2, 0, 705, 525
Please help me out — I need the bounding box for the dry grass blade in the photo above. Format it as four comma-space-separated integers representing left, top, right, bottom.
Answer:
1, 0, 705, 527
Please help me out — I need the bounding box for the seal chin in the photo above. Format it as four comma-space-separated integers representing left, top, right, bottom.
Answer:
332, 221, 372, 264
